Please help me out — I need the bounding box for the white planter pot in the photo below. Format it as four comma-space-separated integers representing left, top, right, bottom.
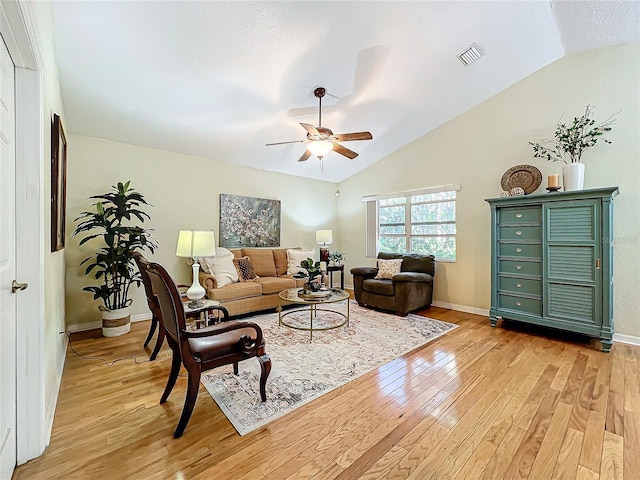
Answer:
562, 162, 585, 191
99, 304, 131, 337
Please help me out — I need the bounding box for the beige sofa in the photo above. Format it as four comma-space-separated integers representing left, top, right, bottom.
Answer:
198, 247, 309, 317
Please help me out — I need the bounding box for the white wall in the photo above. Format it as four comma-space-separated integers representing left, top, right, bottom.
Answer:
65, 135, 339, 329
339, 43, 640, 337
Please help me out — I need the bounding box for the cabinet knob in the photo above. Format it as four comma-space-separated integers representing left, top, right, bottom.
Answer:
516, 248, 523, 253
515, 230, 523, 236
515, 213, 523, 218
516, 283, 522, 288
516, 265, 522, 270
516, 301, 522, 306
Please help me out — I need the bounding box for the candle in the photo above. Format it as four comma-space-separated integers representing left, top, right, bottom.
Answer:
548, 174, 560, 188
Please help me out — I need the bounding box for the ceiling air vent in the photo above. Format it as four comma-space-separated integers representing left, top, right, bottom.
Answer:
457, 43, 484, 66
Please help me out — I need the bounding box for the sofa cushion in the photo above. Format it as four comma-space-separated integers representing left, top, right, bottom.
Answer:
280, 274, 307, 288
233, 256, 259, 282
273, 248, 298, 276
375, 258, 403, 279
206, 281, 262, 302
287, 248, 316, 275
363, 278, 395, 296
378, 252, 435, 276
199, 248, 238, 287
254, 277, 296, 294
241, 248, 277, 277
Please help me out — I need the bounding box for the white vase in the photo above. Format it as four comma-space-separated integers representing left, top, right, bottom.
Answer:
100, 305, 131, 337
562, 162, 585, 191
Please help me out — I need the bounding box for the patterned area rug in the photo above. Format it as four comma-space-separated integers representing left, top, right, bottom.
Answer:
201, 302, 457, 435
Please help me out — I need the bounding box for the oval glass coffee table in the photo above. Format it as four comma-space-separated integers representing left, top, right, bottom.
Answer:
278, 288, 350, 342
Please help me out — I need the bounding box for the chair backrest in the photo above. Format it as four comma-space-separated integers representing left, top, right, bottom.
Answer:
132, 251, 157, 314
377, 252, 436, 276
144, 261, 188, 345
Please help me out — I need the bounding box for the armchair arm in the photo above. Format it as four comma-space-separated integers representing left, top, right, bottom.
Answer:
182, 320, 264, 355
392, 272, 434, 283
198, 271, 218, 290
350, 266, 378, 278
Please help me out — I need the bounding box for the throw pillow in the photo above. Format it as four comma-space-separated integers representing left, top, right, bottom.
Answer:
241, 248, 277, 277
233, 256, 259, 282
200, 248, 238, 288
375, 258, 403, 279
286, 248, 316, 275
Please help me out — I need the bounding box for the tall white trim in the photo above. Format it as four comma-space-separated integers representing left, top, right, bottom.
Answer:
613, 333, 640, 347
3, 0, 47, 464
362, 184, 462, 203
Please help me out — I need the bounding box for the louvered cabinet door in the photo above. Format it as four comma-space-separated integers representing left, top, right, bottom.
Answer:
544, 200, 601, 327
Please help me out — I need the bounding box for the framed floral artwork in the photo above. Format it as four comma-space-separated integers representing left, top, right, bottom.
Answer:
219, 194, 281, 247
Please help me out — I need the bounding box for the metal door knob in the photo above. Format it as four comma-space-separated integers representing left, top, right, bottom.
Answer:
12, 280, 28, 293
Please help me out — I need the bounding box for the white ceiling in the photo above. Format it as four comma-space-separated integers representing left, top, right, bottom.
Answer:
52, 1, 639, 183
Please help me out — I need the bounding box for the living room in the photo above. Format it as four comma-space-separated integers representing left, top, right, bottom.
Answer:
2, 1, 639, 479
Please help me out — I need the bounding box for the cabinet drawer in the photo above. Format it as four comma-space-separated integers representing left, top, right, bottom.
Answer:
498, 276, 542, 296
498, 207, 542, 224
498, 294, 542, 315
498, 259, 542, 276
498, 226, 542, 241
498, 243, 542, 258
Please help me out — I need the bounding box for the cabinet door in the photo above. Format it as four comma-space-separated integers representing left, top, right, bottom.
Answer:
544, 200, 601, 326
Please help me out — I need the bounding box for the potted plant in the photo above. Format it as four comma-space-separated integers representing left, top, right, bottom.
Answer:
529, 105, 616, 191
72, 181, 157, 336
293, 258, 324, 293
327, 251, 346, 266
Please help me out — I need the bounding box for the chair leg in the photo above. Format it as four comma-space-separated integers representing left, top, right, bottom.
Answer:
174, 368, 201, 439
233, 362, 239, 375
257, 354, 271, 402
161, 348, 181, 404
143, 315, 158, 348
150, 322, 166, 361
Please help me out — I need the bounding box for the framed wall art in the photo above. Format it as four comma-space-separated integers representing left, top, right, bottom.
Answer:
219, 194, 281, 247
51, 113, 67, 252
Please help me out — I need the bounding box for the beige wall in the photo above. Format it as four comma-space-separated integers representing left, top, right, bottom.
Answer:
339, 43, 640, 337
28, 1, 69, 418
64, 136, 339, 328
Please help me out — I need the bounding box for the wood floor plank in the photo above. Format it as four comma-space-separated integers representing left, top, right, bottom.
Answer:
12, 308, 639, 480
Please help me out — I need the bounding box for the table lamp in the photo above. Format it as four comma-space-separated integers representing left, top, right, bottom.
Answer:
316, 229, 333, 263
176, 230, 216, 308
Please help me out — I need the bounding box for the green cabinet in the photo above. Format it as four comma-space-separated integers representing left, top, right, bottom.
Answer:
486, 187, 618, 352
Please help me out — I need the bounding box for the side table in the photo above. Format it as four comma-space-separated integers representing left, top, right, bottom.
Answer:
326, 264, 345, 290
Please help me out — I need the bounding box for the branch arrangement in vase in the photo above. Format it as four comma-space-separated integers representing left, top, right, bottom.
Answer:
529, 105, 617, 164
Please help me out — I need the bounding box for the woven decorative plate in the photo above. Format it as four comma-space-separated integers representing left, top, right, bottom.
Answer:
500, 164, 542, 194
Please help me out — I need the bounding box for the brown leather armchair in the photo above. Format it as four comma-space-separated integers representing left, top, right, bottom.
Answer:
350, 252, 435, 316
141, 258, 271, 438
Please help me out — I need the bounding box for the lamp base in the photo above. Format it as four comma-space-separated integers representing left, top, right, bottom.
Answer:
187, 298, 205, 309
320, 247, 329, 263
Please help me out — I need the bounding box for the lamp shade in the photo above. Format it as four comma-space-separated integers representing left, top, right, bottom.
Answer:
315, 229, 333, 245
308, 140, 334, 158
176, 230, 216, 258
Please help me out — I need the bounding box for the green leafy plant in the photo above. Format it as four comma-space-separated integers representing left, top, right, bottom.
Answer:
328, 251, 346, 264
529, 105, 617, 164
293, 258, 322, 281
72, 181, 157, 310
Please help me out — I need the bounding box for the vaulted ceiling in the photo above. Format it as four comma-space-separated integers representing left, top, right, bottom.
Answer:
52, 1, 639, 183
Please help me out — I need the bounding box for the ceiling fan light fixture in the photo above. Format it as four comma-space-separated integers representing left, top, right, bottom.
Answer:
308, 140, 333, 158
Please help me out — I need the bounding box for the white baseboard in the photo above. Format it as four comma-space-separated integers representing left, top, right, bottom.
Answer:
45, 332, 68, 443
431, 301, 489, 317
613, 333, 640, 346
66, 313, 152, 333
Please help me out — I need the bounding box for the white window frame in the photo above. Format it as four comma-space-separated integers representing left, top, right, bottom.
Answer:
363, 185, 460, 261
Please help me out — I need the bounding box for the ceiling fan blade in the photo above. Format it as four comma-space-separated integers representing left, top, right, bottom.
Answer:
298, 149, 312, 162
332, 143, 359, 159
300, 123, 320, 136
332, 131, 373, 142
265, 140, 305, 146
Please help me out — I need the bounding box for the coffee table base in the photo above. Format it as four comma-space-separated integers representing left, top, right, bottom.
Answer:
278, 301, 349, 342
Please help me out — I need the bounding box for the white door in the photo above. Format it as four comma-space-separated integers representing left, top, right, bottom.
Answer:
0, 35, 17, 480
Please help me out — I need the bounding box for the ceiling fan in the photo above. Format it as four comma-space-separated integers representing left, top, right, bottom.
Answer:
266, 87, 373, 164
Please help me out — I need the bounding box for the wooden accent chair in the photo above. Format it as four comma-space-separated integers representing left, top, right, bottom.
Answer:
133, 252, 164, 360
142, 259, 271, 438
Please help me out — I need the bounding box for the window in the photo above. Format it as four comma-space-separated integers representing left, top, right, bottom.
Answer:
364, 185, 459, 261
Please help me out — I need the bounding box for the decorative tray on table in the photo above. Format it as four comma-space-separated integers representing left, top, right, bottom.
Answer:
297, 289, 332, 300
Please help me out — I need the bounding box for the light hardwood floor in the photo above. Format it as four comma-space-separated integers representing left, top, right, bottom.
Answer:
14, 307, 639, 479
